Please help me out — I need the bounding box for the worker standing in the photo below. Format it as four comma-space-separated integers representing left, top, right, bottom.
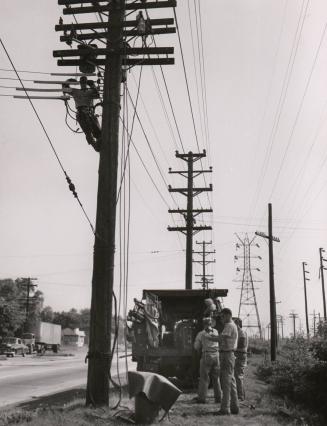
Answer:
193, 317, 222, 404
208, 307, 239, 415
234, 318, 248, 401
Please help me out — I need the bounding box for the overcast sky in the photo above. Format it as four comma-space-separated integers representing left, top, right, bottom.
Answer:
1, 0, 327, 337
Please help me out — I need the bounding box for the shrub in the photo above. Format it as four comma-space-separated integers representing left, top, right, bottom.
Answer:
310, 339, 327, 361
248, 338, 269, 355
256, 337, 327, 423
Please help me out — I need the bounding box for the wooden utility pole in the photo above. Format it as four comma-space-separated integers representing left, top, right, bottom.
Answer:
168, 151, 212, 289
255, 203, 280, 361
193, 241, 215, 290
319, 248, 327, 320
279, 315, 284, 340
289, 311, 298, 339
55, 0, 176, 406
21, 278, 38, 328
86, 1, 125, 406
311, 310, 317, 336
302, 262, 310, 338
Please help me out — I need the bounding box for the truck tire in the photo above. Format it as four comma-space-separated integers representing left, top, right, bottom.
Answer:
137, 359, 144, 371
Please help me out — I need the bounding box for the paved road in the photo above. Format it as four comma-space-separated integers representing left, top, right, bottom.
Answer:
0, 349, 134, 407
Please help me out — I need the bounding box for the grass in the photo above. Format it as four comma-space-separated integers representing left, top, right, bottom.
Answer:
0, 354, 311, 426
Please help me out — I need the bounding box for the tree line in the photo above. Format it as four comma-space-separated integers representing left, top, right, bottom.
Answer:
0, 279, 124, 342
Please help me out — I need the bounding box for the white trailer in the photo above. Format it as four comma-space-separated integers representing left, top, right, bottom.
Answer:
22, 322, 61, 354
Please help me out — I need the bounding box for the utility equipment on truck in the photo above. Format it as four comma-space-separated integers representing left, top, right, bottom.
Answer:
127, 289, 228, 384
22, 321, 61, 354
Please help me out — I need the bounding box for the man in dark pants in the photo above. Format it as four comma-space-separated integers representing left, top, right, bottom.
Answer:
234, 318, 248, 401
63, 76, 101, 151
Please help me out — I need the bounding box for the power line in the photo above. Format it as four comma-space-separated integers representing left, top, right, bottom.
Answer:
174, 7, 200, 152
268, 22, 327, 201
0, 68, 52, 75
249, 0, 309, 220
0, 37, 95, 235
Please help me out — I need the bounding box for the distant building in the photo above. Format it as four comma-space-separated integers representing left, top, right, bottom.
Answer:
62, 328, 85, 347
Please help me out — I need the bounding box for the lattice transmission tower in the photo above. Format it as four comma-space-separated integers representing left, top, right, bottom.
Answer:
234, 233, 262, 338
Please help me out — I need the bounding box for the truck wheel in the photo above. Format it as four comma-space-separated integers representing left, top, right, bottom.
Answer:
137, 359, 144, 371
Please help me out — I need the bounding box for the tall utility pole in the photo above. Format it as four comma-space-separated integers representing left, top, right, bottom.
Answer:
255, 203, 280, 361
168, 151, 212, 290
55, 0, 176, 406
302, 262, 310, 338
289, 311, 299, 339
319, 248, 327, 320
234, 233, 262, 338
193, 241, 215, 290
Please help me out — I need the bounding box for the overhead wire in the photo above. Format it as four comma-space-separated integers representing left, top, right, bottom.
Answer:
173, 5, 213, 244
0, 37, 95, 235
116, 66, 143, 204
267, 22, 327, 202
193, 0, 209, 153
173, 7, 201, 152
130, 71, 170, 167
248, 0, 309, 222
186, 0, 206, 149
247, 0, 288, 222
276, 95, 327, 220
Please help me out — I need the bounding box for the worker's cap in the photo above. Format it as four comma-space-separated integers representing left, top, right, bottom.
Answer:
62, 78, 77, 87
221, 308, 232, 316
204, 298, 214, 306
202, 317, 212, 325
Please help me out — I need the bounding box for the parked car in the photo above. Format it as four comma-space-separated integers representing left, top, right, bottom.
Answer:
0, 337, 29, 357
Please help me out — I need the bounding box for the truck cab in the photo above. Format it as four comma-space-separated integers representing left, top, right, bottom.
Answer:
0, 337, 29, 357
128, 289, 228, 384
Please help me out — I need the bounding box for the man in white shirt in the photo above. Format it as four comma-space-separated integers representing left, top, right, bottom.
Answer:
193, 317, 221, 404
208, 308, 239, 415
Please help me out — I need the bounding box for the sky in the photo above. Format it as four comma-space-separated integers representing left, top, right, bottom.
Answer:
1, 0, 327, 337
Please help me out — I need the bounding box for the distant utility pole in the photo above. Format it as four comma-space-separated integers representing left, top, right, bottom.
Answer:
311, 310, 318, 336
193, 241, 215, 290
289, 311, 299, 339
277, 315, 284, 340
319, 248, 327, 320
21, 278, 38, 326
302, 262, 310, 338
234, 233, 262, 338
168, 151, 212, 290
55, 0, 176, 406
255, 203, 280, 361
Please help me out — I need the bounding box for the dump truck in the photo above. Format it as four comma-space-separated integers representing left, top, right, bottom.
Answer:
128, 288, 228, 383
22, 321, 61, 354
